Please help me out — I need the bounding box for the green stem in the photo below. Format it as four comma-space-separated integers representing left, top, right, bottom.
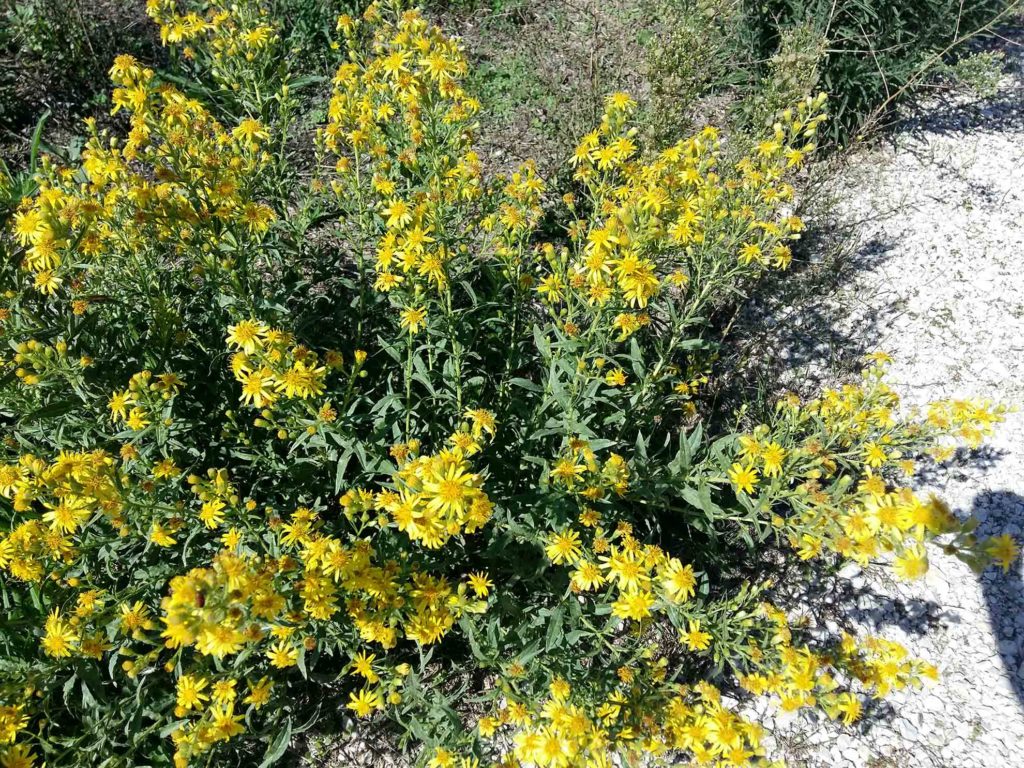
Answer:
404, 331, 414, 437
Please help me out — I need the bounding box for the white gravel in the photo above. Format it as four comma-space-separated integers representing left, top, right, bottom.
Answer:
758, 30, 1024, 768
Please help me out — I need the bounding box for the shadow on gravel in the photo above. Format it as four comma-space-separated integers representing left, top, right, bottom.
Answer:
718, 222, 904, 411
977, 490, 1024, 713
915, 445, 1010, 485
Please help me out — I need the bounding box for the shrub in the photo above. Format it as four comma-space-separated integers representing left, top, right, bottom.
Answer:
748, 0, 1015, 141
643, 0, 1014, 147
0, 3, 1017, 768
643, 0, 757, 144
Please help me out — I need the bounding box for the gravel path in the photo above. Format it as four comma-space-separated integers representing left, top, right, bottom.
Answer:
758, 31, 1024, 768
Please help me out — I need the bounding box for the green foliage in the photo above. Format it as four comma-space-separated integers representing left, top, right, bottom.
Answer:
742, 22, 826, 131
643, 0, 1015, 147
748, 0, 1014, 141
643, 0, 757, 143
943, 49, 1005, 97
0, 0, 160, 136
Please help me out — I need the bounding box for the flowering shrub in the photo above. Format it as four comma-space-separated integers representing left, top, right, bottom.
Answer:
0, 3, 1017, 768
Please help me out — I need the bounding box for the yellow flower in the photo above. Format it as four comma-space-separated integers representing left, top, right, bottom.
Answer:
985, 534, 1018, 572
33, 269, 62, 295
760, 442, 785, 477
125, 407, 150, 431
836, 692, 862, 724
477, 716, 497, 738
549, 677, 571, 701
399, 306, 427, 334
119, 601, 154, 635
383, 198, 412, 229
226, 320, 269, 353
210, 703, 245, 740
545, 529, 583, 565
0, 705, 27, 745
239, 368, 276, 408
428, 747, 455, 768
611, 589, 655, 621
267, 640, 298, 668
232, 118, 269, 147
150, 522, 176, 547
42, 497, 91, 534
660, 558, 696, 603
200, 499, 226, 529
176, 674, 209, 712
244, 677, 273, 710
347, 686, 382, 718
606, 92, 636, 112
571, 560, 605, 591
728, 463, 759, 495
42, 610, 78, 658
351, 651, 378, 683
893, 544, 929, 580
108, 389, 135, 421
863, 442, 888, 468
604, 369, 627, 387
679, 620, 712, 651
738, 242, 763, 265
0, 744, 36, 768
467, 571, 493, 597
212, 678, 237, 705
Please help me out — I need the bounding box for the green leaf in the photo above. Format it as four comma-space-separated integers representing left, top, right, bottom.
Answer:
509, 377, 543, 392
334, 448, 353, 493
20, 399, 77, 424
680, 483, 723, 520
545, 605, 564, 651
258, 717, 292, 768
517, 638, 542, 665
459, 618, 490, 663
564, 629, 588, 645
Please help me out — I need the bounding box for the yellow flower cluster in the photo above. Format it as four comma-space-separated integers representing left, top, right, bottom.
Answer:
375, 411, 497, 549
729, 361, 1015, 577
323, 5, 489, 302
483, 677, 769, 768
0, 705, 27, 745
226, 319, 337, 413
272, 493, 491, 650
35, 588, 114, 663
549, 438, 630, 498
467, 598, 941, 768
2, 4, 1019, 766
924, 397, 1005, 453
161, 550, 284, 655
108, 370, 183, 431
146, 0, 280, 101
147, 0, 277, 52
545, 521, 698, 623
187, 467, 239, 532
10, 53, 275, 309
536, 92, 825, 322
0, 451, 122, 581
741, 605, 936, 719
9, 338, 88, 386
169, 673, 272, 768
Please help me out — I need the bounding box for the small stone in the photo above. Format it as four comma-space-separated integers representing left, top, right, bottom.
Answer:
838, 563, 862, 580
896, 720, 920, 742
